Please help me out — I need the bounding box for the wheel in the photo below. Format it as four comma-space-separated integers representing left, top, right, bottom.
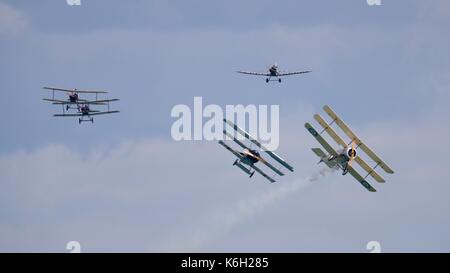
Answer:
266, 78, 269, 83
278, 78, 281, 83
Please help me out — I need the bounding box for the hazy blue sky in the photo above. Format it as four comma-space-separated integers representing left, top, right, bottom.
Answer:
1, 0, 450, 252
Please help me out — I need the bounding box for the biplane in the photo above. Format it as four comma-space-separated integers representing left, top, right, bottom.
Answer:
218, 118, 294, 183
305, 105, 394, 192
237, 64, 311, 83
42, 86, 120, 124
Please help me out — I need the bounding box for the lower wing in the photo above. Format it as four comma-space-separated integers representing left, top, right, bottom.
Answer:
251, 165, 276, 183
347, 166, 377, 192
53, 111, 119, 117
88, 111, 120, 116
218, 141, 243, 160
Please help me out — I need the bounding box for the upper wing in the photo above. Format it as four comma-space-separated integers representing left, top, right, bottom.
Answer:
43, 98, 71, 104
304, 122, 338, 157
43, 87, 108, 94
314, 114, 346, 148
278, 70, 312, 76
251, 164, 276, 183
223, 118, 294, 172
218, 140, 243, 160
44, 99, 109, 105
236, 71, 270, 76
54, 113, 83, 117
347, 165, 377, 192
323, 105, 394, 174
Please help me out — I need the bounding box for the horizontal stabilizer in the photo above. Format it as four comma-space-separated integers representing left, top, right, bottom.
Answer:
311, 148, 335, 169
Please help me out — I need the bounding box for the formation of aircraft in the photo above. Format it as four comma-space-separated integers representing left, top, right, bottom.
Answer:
305, 105, 394, 192
237, 64, 311, 83
41, 63, 394, 191
219, 118, 294, 183
42, 87, 120, 124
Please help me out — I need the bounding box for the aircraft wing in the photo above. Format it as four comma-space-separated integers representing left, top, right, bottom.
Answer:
251, 164, 276, 183
354, 156, 386, 183
236, 71, 270, 76
223, 130, 249, 151
218, 140, 243, 160
43, 87, 108, 94
323, 105, 394, 174
88, 98, 119, 104
314, 114, 346, 148
224, 118, 294, 172
87, 110, 120, 116
259, 159, 284, 176
304, 122, 338, 157
43, 98, 70, 104
278, 70, 311, 76
347, 165, 377, 192
54, 113, 84, 117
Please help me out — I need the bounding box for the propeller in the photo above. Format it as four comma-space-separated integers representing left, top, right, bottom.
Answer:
347, 139, 357, 169
243, 149, 267, 164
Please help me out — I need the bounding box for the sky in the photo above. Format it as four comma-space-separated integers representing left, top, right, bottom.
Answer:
0, 0, 450, 252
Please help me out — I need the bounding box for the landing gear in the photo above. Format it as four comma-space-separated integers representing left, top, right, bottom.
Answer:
78, 117, 94, 124
66, 105, 70, 111
278, 78, 281, 83
249, 171, 255, 178
233, 159, 238, 166
266, 78, 269, 83
342, 169, 348, 175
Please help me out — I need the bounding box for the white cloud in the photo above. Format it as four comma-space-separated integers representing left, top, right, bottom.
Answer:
1, 97, 450, 252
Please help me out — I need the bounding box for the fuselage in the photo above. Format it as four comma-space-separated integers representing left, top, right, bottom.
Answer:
323, 146, 357, 172
69, 93, 79, 103
80, 105, 90, 115
269, 65, 278, 76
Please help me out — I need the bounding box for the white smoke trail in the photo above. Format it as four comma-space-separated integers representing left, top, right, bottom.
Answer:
160, 167, 335, 252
